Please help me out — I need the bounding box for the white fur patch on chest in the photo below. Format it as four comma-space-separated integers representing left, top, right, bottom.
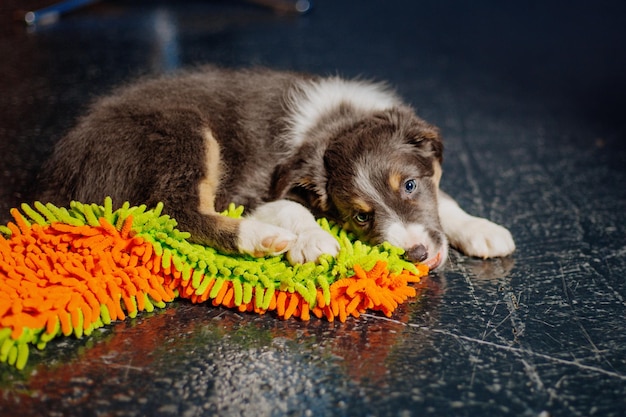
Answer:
285, 77, 400, 148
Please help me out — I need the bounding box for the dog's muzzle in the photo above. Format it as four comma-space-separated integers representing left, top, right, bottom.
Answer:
405, 244, 444, 270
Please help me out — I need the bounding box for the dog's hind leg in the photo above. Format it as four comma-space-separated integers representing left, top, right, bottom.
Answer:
438, 191, 515, 259
151, 125, 296, 257
248, 200, 340, 264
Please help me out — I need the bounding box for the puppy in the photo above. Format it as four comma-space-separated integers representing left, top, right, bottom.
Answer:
39, 67, 515, 269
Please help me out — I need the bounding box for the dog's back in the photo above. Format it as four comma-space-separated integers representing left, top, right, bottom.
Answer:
39, 67, 305, 211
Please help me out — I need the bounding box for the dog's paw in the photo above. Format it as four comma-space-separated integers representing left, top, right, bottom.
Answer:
450, 217, 515, 259
238, 219, 297, 258
286, 228, 340, 265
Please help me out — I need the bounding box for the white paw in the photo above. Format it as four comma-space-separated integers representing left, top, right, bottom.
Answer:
451, 217, 515, 259
286, 228, 340, 265
238, 219, 296, 258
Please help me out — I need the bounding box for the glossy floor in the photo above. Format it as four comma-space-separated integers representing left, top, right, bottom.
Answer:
1, 1, 625, 416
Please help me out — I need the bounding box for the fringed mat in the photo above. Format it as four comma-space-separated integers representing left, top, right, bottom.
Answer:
0, 198, 428, 369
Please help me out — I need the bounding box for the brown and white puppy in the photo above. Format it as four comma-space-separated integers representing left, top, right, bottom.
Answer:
39, 67, 515, 269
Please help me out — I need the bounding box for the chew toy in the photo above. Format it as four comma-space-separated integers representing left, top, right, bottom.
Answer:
0, 198, 428, 369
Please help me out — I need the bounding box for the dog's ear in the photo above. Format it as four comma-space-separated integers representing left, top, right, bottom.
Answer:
269, 144, 330, 212
406, 121, 444, 162
372, 108, 444, 162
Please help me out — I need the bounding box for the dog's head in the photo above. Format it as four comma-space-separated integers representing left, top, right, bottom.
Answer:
274, 107, 449, 269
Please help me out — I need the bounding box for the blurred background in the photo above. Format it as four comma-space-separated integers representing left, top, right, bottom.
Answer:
1, 1, 625, 218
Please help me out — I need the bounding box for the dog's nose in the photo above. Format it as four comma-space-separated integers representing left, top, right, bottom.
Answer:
406, 244, 428, 263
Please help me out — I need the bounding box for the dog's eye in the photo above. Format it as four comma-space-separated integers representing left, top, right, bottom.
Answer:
354, 212, 373, 225
404, 179, 417, 194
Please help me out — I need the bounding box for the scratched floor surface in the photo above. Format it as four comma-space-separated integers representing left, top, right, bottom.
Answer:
1, 1, 625, 416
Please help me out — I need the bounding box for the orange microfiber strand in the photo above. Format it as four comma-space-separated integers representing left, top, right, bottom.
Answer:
0, 198, 428, 369
311, 261, 429, 322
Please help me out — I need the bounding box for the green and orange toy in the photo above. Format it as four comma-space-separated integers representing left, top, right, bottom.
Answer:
0, 198, 428, 369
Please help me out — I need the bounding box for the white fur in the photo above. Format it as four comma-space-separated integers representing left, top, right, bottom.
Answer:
353, 163, 384, 203
286, 77, 400, 148
385, 221, 429, 250
248, 200, 340, 264
438, 193, 516, 259
237, 219, 296, 258
383, 221, 449, 269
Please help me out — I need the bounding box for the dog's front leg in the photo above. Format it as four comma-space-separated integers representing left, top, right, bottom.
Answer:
249, 200, 340, 264
438, 191, 515, 259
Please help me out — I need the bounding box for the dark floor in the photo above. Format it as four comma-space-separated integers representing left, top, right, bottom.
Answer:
1, 1, 626, 416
